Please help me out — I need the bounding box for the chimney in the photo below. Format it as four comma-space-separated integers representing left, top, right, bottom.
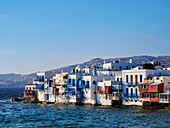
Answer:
129, 59, 133, 63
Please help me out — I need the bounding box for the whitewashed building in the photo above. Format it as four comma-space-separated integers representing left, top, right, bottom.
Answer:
96, 80, 122, 106
103, 59, 138, 71
122, 66, 170, 106
52, 73, 68, 103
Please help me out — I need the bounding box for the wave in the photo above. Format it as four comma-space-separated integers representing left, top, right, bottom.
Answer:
0, 99, 11, 103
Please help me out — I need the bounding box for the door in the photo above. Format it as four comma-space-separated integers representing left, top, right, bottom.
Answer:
130, 75, 133, 84
135, 75, 138, 83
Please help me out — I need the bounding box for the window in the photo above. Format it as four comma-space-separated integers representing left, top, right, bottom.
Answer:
142, 94, 144, 98
126, 75, 129, 83
156, 94, 158, 98
126, 66, 128, 69
136, 88, 137, 96
113, 66, 115, 70
72, 79, 75, 86
93, 81, 96, 85
117, 78, 119, 81
150, 94, 153, 98
126, 88, 128, 94
68, 79, 71, 83
130, 75, 133, 83
144, 94, 147, 98
119, 66, 122, 70
147, 94, 149, 98
86, 81, 89, 85
152, 86, 157, 89
135, 75, 138, 83
140, 75, 143, 82
131, 88, 133, 97
82, 81, 85, 85
63, 76, 68, 79
109, 95, 111, 100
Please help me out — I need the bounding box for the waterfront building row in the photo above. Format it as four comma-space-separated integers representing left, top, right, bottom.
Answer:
24, 59, 170, 106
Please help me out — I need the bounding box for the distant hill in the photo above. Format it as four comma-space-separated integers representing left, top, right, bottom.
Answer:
49, 55, 170, 73
0, 55, 170, 88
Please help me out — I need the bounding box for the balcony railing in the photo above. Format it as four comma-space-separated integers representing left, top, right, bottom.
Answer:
112, 89, 123, 92
66, 91, 75, 95
139, 88, 148, 93
126, 82, 139, 86
34, 84, 44, 90
124, 93, 139, 98
34, 79, 44, 82
67, 82, 75, 86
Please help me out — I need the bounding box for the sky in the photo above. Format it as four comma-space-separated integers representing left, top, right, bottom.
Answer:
0, 0, 170, 74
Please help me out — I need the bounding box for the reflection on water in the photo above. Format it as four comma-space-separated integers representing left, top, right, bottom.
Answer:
0, 88, 170, 128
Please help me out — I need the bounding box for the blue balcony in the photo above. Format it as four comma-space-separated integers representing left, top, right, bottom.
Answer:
34, 79, 43, 82
124, 93, 139, 98
34, 79, 44, 82
67, 82, 72, 86
133, 94, 139, 98
126, 82, 139, 86
66, 91, 75, 95
34, 76, 44, 82
85, 81, 89, 88
76, 81, 89, 88
65, 88, 75, 92
85, 84, 89, 88
124, 93, 128, 97
67, 79, 75, 86
34, 84, 44, 90
71, 79, 75, 86
124, 93, 131, 98
76, 81, 82, 88
112, 89, 122, 92
65, 88, 69, 91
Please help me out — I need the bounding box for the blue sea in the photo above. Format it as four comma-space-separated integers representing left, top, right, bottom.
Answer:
0, 88, 170, 128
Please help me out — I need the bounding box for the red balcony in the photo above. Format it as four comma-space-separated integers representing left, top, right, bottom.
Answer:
96, 91, 103, 94
148, 83, 163, 93
96, 86, 112, 94
140, 93, 159, 102
104, 86, 112, 94
53, 88, 59, 95
150, 97, 159, 102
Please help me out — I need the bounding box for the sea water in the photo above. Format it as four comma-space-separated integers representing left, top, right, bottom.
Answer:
0, 88, 170, 128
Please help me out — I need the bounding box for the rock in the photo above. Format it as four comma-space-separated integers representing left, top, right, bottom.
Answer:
11, 97, 23, 102
22, 95, 39, 103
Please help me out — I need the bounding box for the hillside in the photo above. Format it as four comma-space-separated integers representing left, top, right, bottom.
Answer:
0, 55, 170, 88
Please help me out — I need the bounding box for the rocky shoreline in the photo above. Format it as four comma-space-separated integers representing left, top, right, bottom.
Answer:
11, 96, 170, 109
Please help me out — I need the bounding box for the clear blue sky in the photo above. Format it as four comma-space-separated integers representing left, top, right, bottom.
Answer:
0, 0, 170, 74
